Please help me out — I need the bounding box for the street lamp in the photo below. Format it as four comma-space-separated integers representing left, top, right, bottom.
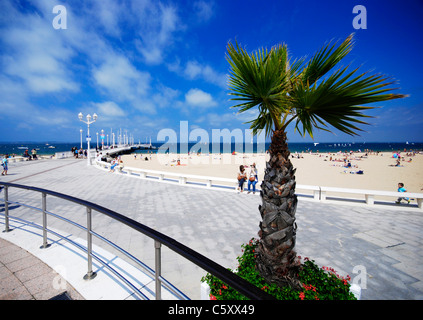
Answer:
80, 129, 83, 149
101, 129, 104, 150
78, 112, 98, 165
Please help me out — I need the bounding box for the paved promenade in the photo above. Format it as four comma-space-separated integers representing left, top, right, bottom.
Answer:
1, 158, 423, 300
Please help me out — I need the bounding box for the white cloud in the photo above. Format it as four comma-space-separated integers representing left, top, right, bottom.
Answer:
183, 60, 227, 88
234, 109, 260, 123
1, 11, 79, 94
152, 85, 180, 109
134, 2, 182, 65
185, 89, 217, 108
0, 74, 74, 128
207, 112, 237, 126
90, 0, 124, 37
0, 0, 227, 141
93, 101, 126, 117
193, 1, 214, 22
92, 55, 154, 113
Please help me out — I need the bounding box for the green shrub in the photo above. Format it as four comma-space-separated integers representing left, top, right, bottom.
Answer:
201, 238, 356, 300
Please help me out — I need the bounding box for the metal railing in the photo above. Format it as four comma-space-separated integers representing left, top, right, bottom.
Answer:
0, 182, 275, 300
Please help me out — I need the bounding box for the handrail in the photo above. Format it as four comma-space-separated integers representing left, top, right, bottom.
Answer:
0, 182, 275, 300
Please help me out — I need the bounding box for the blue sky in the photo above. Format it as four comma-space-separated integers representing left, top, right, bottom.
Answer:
0, 0, 422, 143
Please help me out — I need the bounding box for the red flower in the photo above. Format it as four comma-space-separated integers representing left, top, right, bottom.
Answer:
210, 295, 217, 300
299, 292, 305, 300
303, 284, 317, 292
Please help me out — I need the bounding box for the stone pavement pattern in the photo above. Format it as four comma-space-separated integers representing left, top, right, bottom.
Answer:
1, 158, 423, 300
0, 237, 84, 300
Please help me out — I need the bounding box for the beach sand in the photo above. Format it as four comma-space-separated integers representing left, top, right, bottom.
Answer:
120, 150, 423, 197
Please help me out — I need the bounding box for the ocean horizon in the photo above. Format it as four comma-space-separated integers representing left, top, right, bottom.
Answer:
1, 141, 422, 156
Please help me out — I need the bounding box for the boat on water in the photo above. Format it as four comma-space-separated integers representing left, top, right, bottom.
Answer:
17, 147, 28, 149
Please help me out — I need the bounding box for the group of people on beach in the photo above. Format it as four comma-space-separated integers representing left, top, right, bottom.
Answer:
71, 147, 87, 159
22, 149, 38, 160
236, 163, 258, 194
134, 152, 153, 161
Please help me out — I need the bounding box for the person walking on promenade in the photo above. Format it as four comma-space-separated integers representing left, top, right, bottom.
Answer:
396, 182, 410, 204
2, 154, 9, 175
247, 163, 258, 194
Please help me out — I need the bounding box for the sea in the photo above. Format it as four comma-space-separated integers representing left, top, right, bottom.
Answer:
1, 141, 422, 156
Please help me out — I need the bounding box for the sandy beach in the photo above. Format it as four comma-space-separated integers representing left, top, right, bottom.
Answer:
120, 150, 423, 195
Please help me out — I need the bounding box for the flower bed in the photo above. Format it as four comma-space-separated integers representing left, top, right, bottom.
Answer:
201, 238, 358, 300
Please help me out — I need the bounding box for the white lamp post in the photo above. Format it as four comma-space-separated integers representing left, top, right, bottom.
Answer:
101, 129, 104, 149
78, 112, 98, 165
80, 129, 83, 149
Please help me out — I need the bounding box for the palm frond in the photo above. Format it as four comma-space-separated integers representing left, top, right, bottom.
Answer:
291, 65, 407, 137
226, 41, 291, 132
226, 34, 407, 139
301, 34, 354, 86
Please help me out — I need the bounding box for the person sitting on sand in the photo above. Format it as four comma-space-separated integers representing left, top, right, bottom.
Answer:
237, 165, 247, 193
395, 182, 410, 204
389, 159, 402, 167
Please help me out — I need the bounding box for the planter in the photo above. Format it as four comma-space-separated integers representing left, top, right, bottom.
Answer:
200, 282, 361, 300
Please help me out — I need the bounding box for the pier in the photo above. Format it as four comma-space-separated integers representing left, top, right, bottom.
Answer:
55, 143, 155, 160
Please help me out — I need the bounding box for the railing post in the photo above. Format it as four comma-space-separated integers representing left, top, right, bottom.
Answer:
39, 193, 51, 249
155, 240, 162, 300
84, 207, 97, 280
2, 186, 10, 233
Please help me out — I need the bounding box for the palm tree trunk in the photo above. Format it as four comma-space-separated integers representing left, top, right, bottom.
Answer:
256, 129, 301, 289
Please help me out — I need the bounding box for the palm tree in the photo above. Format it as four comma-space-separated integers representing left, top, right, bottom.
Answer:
226, 34, 406, 289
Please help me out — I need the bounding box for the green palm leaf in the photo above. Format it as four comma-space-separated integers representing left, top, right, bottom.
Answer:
226, 34, 407, 139
292, 65, 406, 137
227, 41, 292, 132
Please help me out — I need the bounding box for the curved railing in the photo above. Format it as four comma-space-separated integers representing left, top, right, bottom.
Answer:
0, 182, 275, 300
